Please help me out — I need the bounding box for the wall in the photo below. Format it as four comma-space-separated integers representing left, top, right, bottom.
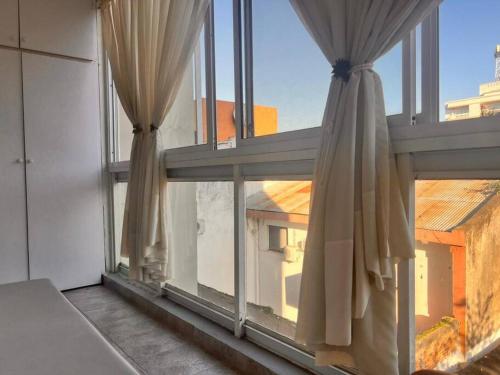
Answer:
416, 317, 462, 371
462, 195, 500, 358
415, 241, 454, 334
196, 181, 234, 296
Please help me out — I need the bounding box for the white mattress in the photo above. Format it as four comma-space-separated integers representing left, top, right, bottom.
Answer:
0, 279, 138, 375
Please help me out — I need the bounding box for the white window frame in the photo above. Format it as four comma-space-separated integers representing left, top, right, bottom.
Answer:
105, 2, 500, 374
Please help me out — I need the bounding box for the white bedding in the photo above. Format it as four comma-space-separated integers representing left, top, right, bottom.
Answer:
0, 279, 138, 375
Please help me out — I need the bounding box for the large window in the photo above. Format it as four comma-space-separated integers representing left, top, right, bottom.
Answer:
108, 2, 500, 374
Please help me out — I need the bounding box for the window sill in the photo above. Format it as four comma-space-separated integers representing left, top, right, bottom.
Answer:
103, 272, 338, 375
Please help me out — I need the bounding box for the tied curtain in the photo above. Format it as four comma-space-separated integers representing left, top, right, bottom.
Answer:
290, 1, 440, 374
101, 0, 209, 281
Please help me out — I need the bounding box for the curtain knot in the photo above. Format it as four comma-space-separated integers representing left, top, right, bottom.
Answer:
132, 124, 158, 134
332, 59, 373, 82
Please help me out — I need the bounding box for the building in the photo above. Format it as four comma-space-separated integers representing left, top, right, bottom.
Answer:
414, 180, 500, 370
445, 45, 500, 121
241, 179, 500, 371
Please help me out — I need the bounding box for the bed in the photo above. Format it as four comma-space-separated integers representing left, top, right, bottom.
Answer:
0, 279, 138, 375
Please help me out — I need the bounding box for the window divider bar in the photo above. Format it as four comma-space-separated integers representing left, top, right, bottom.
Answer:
233, 0, 244, 144
233, 164, 246, 337
205, 1, 218, 150
243, 0, 254, 138
421, 7, 439, 125
396, 153, 416, 375
194, 42, 204, 146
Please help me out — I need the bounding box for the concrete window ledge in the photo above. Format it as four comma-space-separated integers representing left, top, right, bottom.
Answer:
102, 273, 313, 375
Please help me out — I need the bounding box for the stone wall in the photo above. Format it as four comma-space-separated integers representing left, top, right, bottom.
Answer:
416, 316, 461, 370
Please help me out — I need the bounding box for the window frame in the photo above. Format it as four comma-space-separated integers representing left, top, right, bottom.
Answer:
105, 2, 500, 374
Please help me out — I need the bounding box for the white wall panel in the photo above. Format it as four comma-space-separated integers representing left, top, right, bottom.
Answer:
0, 49, 28, 284
0, 0, 19, 47
19, 0, 97, 60
22, 52, 104, 290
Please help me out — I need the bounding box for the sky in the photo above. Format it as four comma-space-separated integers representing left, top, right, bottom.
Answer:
439, 0, 500, 120
210, 0, 500, 132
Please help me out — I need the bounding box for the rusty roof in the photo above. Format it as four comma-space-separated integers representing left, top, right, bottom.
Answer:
415, 180, 498, 232
246, 181, 311, 216
246, 180, 499, 233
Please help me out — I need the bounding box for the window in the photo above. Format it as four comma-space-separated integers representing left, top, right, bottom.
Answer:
113, 182, 128, 267
213, 0, 237, 149
250, 0, 330, 136
165, 181, 234, 313
416, 23, 422, 115
268, 226, 287, 251
114, 30, 206, 161
375, 42, 403, 116
414, 179, 500, 371
439, 1, 500, 122
107, 2, 500, 374
246, 181, 309, 340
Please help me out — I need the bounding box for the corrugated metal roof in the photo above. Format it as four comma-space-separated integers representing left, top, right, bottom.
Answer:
246, 180, 499, 233
415, 180, 498, 231
246, 181, 311, 216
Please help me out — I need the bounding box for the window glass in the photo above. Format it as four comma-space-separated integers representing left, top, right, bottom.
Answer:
213, 0, 237, 149
416, 24, 422, 115
375, 42, 403, 116
165, 181, 234, 313
116, 29, 206, 160
245, 180, 309, 340
113, 182, 128, 267
440, 0, 500, 122
414, 180, 500, 371
251, 0, 330, 136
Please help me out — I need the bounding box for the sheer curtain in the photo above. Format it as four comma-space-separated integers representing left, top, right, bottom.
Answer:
101, 0, 208, 282
290, 1, 440, 374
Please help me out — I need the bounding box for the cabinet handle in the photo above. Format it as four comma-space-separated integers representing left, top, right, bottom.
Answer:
26, 159, 33, 164
16, 158, 25, 163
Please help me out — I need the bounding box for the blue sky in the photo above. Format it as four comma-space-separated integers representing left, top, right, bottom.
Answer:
439, 0, 500, 120
212, 0, 500, 131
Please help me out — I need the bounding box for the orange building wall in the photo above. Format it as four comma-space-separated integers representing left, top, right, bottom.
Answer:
202, 99, 278, 142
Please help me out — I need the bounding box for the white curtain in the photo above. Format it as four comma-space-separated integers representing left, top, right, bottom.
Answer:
101, 0, 209, 282
290, 1, 440, 374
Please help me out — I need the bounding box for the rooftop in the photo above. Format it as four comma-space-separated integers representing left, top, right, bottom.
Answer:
246, 180, 499, 232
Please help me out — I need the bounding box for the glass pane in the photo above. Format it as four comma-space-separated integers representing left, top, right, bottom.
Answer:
245, 180, 310, 340
416, 24, 422, 114
113, 182, 128, 267
414, 180, 500, 371
252, 0, 330, 136
116, 29, 206, 160
165, 182, 234, 313
375, 42, 403, 116
213, 0, 236, 149
440, 0, 500, 122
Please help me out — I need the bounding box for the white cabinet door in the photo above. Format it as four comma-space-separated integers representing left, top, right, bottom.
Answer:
0, 49, 28, 284
0, 0, 19, 47
19, 0, 97, 60
22, 53, 104, 290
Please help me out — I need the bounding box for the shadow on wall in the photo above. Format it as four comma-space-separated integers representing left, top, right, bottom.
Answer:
466, 290, 494, 351
285, 273, 301, 309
